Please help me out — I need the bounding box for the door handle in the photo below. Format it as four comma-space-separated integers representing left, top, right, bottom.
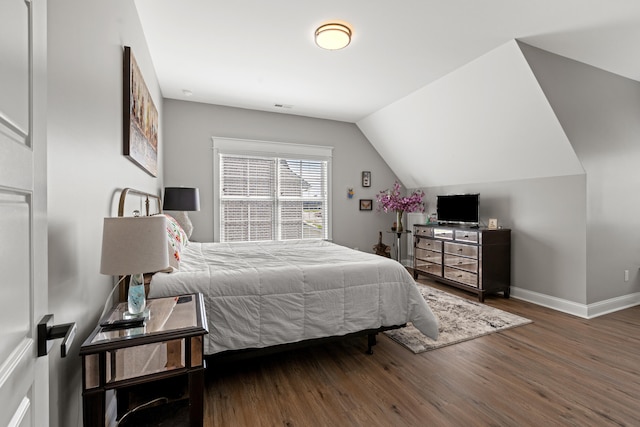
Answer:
37, 314, 77, 358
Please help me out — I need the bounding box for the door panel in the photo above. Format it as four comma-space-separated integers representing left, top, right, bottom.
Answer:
0, 0, 29, 133
0, 191, 31, 364
0, 0, 48, 426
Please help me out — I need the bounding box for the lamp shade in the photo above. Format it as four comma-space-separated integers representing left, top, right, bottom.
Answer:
163, 187, 200, 211
100, 216, 170, 275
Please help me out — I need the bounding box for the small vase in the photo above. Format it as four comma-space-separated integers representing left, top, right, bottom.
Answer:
396, 210, 404, 233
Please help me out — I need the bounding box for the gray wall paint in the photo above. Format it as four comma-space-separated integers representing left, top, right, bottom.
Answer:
162, 99, 402, 253
47, 1, 162, 425
421, 174, 587, 303
520, 42, 640, 303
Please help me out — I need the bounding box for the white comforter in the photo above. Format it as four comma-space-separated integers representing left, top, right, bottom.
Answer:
149, 240, 438, 355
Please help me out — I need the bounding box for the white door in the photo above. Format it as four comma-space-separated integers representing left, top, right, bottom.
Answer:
0, 0, 49, 426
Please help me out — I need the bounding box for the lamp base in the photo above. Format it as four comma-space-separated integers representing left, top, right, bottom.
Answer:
128, 273, 146, 315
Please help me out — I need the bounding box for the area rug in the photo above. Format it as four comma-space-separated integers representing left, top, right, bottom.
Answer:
384, 284, 532, 353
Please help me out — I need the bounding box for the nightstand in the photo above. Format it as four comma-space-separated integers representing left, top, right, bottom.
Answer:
80, 293, 208, 427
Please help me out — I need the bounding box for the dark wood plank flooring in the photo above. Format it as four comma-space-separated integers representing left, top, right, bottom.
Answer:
203, 279, 640, 426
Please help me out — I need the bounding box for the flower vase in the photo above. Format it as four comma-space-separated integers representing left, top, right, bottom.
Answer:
396, 210, 404, 233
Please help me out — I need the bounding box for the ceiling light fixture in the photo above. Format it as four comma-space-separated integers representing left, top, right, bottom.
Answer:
315, 23, 352, 50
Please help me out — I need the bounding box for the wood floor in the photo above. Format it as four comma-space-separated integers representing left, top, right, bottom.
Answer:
203, 279, 640, 426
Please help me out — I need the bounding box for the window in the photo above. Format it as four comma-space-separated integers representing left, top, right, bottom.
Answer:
213, 138, 332, 242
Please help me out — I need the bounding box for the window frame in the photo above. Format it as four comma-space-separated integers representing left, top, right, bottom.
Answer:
212, 137, 333, 243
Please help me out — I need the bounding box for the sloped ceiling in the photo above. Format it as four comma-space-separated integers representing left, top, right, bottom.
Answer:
356, 40, 585, 189
135, 0, 640, 123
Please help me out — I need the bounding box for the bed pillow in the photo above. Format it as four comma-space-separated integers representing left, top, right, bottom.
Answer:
164, 214, 188, 271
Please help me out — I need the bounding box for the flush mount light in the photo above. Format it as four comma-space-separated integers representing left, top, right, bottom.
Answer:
315, 23, 352, 50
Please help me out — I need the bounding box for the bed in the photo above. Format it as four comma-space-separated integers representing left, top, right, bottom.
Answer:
116, 188, 439, 359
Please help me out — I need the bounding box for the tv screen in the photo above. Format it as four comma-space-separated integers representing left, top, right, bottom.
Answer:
437, 194, 480, 224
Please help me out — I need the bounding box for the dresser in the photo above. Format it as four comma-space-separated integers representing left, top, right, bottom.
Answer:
413, 224, 511, 302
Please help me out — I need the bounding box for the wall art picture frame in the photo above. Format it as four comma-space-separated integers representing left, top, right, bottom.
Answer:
123, 46, 158, 177
488, 218, 498, 229
362, 171, 371, 187
359, 199, 373, 211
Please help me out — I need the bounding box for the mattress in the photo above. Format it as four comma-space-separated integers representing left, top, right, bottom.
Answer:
149, 240, 439, 355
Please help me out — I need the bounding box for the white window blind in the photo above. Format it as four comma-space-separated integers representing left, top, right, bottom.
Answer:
214, 138, 332, 243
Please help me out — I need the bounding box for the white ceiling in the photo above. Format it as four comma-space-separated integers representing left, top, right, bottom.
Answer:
134, 0, 640, 123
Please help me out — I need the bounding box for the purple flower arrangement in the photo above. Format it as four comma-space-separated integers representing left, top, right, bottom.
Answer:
376, 181, 425, 214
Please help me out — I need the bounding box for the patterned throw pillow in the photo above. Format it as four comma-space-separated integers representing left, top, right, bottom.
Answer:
164, 214, 188, 271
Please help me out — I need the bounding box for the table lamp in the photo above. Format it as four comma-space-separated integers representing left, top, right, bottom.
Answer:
100, 216, 170, 316
163, 187, 200, 238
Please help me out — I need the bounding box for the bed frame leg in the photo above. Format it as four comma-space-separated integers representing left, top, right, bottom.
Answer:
366, 333, 377, 355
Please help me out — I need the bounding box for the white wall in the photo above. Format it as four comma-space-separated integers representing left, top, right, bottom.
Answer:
357, 40, 585, 189
47, 1, 162, 425
520, 42, 640, 304
162, 99, 402, 253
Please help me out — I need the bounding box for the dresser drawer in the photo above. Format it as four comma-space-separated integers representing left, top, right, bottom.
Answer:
444, 267, 479, 288
455, 230, 478, 243
444, 254, 478, 273
415, 238, 442, 252
433, 228, 454, 240
414, 226, 433, 237
444, 242, 478, 258
415, 248, 442, 264
415, 261, 443, 277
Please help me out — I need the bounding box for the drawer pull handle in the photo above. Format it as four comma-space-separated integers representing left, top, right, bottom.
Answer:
458, 248, 463, 252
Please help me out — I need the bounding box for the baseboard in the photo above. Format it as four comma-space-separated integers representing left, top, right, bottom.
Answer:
585, 292, 640, 318
510, 287, 640, 319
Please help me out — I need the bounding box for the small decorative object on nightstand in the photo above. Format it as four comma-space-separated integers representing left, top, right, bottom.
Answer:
80, 293, 208, 427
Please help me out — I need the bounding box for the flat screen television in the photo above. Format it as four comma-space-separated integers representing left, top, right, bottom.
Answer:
436, 194, 480, 225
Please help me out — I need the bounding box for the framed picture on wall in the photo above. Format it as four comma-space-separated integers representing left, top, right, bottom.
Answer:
362, 171, 371, 187
123, 46, 159, 177
359, 199, 373, 211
